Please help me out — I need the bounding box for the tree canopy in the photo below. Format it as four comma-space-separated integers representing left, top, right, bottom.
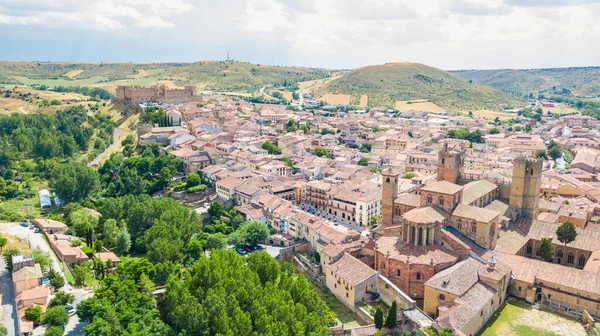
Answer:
556, 221, 577, 245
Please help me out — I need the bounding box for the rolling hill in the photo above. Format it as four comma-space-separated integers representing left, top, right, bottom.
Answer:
0, 61, 331, 92
452, 67, 600, 98
314, 62, 523, 111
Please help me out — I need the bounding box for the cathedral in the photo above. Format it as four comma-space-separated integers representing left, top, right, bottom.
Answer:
375, 142, 542, 299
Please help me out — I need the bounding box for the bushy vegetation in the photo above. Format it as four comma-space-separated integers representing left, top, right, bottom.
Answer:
317, 63, 522, 110
447, 128, 484, 143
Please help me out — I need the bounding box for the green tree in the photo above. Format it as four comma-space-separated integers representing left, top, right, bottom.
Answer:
292, 92, 299, 100
49, 291, 75, 308
44, 326, 65, 336
385, 300, 398, 329
49, 269, 65, 289
41, 306, 70, 326
313, 146, 331, 158
115, 226, 131, 255
537, 237, 554, 262
73, 264, 93, 287
556, 221, 577, 246
403, 172, 416, 179
3, 249, 20, 272
102, 218, 119, 248
261, 141, 282, 155
536, 150, 549, 160
0, 235, 7, 252
370, 216, 378, 227
32, 250, 52, 273
69, 209, 98, 240
241, 221, 269, 247
489, 128, 500, 134
548, 146, 562, 160
0, 326, 7, 336
84, 317, 112, 336
185, 173, 201, 189
374, 307, 384, 330
50, 162, 100, 203
208, 202, 226, 221
205, 233, 227, 251
358, 157, 369, 166
25, 305, 42, 324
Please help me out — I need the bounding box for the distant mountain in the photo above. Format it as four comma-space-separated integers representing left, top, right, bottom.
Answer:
451, 67, 600, 98
0, 61, 330, 92
315, 62, 523, 111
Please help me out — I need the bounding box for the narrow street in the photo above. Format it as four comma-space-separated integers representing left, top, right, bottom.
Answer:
0, 255, 17, 336
0, 223, 92, 335
88, 128, 121, 167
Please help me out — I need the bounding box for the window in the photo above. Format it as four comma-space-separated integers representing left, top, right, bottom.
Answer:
526, 242, 533, 255
557, 250, 563, 258
427, 195, 432, 204
386, 178, 390, 183
442, 158, 445, 165
397, 269, 401, 276
439, 197, 444, 206
439, 294, 445, 301
416, 273, 421, 280
346, 293, 348, 298
568, 253, 575, 264
471, 224, 477, 233
457, 219, 462, 230
579, 255, 586, 267
381, 262, 385, 270
518, 287, 522, 291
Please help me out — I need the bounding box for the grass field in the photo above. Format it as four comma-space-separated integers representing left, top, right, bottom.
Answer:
542, 105, 579, 115
480, 298, 585, 336
13, 75, 108, 87
0, 97, 36, 114
319, 93, 351, 105
395, 100, 445, 112
310, 280, 362, 328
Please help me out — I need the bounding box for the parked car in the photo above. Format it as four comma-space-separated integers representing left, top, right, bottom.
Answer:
243, 247, 251, 252
20, 222, 28, 227
34, 228, 39, 233
68, 309, 76, 316
236, 249, 247, 256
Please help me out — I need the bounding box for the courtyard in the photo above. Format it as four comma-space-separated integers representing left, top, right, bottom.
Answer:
479, 297, 586, 336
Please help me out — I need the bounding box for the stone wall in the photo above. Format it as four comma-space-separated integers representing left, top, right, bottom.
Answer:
378, 274, 416, 309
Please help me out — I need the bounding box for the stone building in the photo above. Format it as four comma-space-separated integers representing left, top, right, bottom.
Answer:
116, 85, 200, 104
437, 142, 465, 184
509, 156, 543, 220
381, 171, 400, 227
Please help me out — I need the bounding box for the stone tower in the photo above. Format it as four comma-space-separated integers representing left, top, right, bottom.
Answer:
437, 142, 464, 183
381, 171, 399, 227
510, 156, 543, 219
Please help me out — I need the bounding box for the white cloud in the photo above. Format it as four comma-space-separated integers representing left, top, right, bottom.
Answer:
1, 0, 600, 70
0, 0, 194, 30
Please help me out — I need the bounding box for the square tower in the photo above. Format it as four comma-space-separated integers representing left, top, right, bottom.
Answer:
437, 142, 464, 184
509, 156, 543, 219
381, 171, 399, 227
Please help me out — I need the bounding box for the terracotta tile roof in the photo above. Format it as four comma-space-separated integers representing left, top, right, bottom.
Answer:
461, 180, 497, 205
376, 236, 460, 265
425, 258, 481, 296
322, 243, 345, 259
495, 229, 529, 255
402, 206, 447, 224
394, 193, 421, 207
326, 253, 377, 287
493, 250, 600, 295
517, 219, 600, 252
452, 204, 500, 223
437, 282, 496, 332
12, 264, 42, 282
216, 176, 242, 189
420, 181, 463, 195
16, 286, 50, 302
94, 252, 120, 263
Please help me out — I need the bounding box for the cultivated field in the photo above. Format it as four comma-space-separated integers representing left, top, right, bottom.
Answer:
395, 100, 445, 112
480, 298, 585, 336
13, 75, 108, 87
64, 69, 84, 78
460, 109, 518, 120
542, 105, 579, 115
319, 93, 351, 105
359, 94, 368, 107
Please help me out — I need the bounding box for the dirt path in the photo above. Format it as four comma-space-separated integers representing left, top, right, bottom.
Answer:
18, 106, 28, 114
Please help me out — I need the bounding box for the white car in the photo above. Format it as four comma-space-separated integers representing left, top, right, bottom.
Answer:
68, 308, 76, 316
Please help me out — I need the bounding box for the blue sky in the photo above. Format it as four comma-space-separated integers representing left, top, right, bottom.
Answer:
1, 0, 600, 70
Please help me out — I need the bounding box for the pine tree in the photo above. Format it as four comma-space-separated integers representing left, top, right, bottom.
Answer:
385, 300, 398, 329
374, 308, 384, 330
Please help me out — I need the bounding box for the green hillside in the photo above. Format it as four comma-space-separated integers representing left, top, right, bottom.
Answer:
315, 62, 523, 111
0, 61, 331, 92
452, 67, 600, 98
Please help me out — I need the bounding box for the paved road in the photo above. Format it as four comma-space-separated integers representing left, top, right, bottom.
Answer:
88, 128, 121, 167
0, 255, 18, 336
0, 223, 91, 335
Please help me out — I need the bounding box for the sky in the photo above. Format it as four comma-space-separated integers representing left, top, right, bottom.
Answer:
1, 0, 600, 70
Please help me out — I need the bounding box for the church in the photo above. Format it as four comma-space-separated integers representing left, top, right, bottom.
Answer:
374, 142, 543, 299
